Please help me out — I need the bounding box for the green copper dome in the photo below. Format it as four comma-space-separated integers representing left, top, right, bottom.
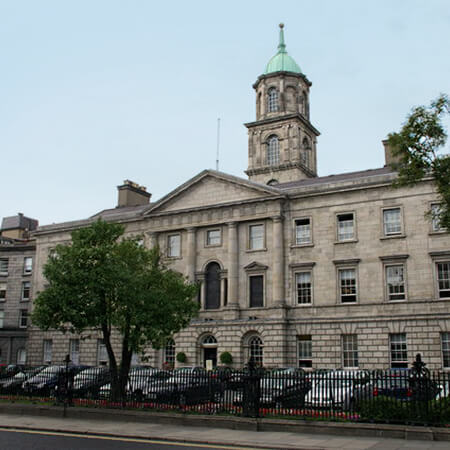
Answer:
264, 24, 302, 75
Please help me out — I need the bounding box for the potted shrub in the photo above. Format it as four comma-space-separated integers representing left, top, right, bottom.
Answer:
220, 351, 233, 365
176, 351, 187, 364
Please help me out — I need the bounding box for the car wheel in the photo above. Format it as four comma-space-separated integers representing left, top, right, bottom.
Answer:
212, 391, 223, 403
134, 389, 143, 402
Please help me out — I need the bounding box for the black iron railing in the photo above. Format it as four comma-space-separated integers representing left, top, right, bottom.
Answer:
1, 363, 449, 426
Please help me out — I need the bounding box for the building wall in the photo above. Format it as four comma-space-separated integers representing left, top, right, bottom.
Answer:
0, 245, 34, 364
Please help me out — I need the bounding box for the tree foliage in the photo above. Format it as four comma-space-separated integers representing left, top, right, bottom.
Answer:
387, 94, 450, 229
32, 219, 199, 399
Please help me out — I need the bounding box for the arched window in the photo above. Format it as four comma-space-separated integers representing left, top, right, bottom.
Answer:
267, 88, 279, 112
267, 179, 279, 186
267, 135, 280, 166
164, 339, 175, 367
248, 336, 263, 366
302, 137, 311, 167
202, 335, 217, 346
205, 262, 221, 310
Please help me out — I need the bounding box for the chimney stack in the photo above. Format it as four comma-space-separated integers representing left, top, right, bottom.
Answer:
382, 139, 402, 169
117, 180, 151, 207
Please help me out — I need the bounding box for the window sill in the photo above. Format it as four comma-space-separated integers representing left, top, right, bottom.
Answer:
338, 301, 358, 305
20, 299, 30, 302
205, 244, 222, 248
380, 234, 406, 240
334, 239, 358, 245
429, 230, 449, 236
290, 243, 314, 249
386, 299, 407, 303
246, 248, 267, 253
166, 256, 182, 260
22, 272, 32, 277
0, 273, 8, 277
294, 303, 313, 307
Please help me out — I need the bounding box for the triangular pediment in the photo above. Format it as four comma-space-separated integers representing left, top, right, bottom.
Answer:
145, 170, 281, 215
244, 261, 268, 272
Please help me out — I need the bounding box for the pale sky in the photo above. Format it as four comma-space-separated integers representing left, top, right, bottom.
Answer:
1, 0, 449, 226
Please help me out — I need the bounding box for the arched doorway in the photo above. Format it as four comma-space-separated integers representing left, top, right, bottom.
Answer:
202, 335, 218, 368
205, 262, 221, 309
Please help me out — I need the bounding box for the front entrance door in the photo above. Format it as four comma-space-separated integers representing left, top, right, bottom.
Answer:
203, 347, 217, 368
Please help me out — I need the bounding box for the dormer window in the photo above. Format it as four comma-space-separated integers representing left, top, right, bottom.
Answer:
267, 87, 279, 112
267, 135, 280, 166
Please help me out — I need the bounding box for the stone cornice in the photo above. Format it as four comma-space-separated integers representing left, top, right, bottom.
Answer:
246, 161, 317, 178
244, 113, 320, 137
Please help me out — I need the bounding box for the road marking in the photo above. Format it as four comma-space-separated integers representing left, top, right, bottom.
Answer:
0, 427, 259, 449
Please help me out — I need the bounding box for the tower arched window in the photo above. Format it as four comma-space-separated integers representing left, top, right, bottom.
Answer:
302, 137, 311, 168
267, 88, 279, 112
205, 262, 221, 310
248, 336, 263, 366
267, 135, 280, 166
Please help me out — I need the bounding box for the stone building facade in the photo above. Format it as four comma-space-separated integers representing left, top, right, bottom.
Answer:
0, 214, 38, 365
27, 26, 450, 371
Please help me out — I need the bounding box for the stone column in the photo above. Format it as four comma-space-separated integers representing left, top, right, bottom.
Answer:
272, 216, 285, 305
227, 222, 239, 308
186, 227, 196, 281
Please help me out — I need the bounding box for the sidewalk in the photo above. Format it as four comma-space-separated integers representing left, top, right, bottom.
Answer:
0, 412, 449, 450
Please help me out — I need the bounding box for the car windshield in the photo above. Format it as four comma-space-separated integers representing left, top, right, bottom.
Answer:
74, 368, 105, 380
37, 366, 62, 376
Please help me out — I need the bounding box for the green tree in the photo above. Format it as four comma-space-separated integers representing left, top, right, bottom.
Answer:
32, 220, 199, 400
387, 94, 450, 229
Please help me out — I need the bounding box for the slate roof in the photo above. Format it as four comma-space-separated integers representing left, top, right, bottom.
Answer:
274, 166, 395, 191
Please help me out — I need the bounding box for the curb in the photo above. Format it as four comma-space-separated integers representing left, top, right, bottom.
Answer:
0, 402, 449, 442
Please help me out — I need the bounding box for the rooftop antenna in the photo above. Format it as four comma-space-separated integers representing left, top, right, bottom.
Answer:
216, 117, 220, 171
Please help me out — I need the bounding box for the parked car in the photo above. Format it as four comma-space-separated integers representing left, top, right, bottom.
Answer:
22, 365, 87, 397
259, 368, 311, 408
99, 366, 161, 399
71, 367, 111, 398
304, 370, 371, 410
372, 369, 440, 401
143, 373, 224, 405
0, 366, 45, 395
130, 368, 171, 401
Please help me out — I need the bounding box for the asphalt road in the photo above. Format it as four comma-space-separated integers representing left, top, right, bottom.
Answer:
0, 429, 255, 450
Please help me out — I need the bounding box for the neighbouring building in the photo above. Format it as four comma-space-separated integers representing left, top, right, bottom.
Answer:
28, 25, 450, 371
0, 213, 38, 365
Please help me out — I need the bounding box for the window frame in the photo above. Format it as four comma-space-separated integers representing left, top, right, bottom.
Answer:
267, 87, 279, 113
297, 335, 312, 368
19, 309, 28, 328
293, 216, 313, 246
294, 270, 313, 305
23, 257, 33, 275
436, 261, 450, 299
97, 339, 108, 365
247, 335, 264, 366
248, 274, 265, 308
248, 223, 266, 251
336, 211, 356, 242
390, 333, 408, 369
167, 233, 181, 258
337, 266, 358, 304
382, 206, 404, 237
430, 203, 447, 233
21, 281, 31, 301
0, 258, 8, 276
0, 310, 4, 328
0, 282, 6, 301
342, 334, 359, 369
69, 338, 80, 365
164, 339, 175, 367
43, 339, 53, 364
441, 332, 450, 369
266, 135, 280, 166
205, 228, 222, 247
380, 257, 409, 302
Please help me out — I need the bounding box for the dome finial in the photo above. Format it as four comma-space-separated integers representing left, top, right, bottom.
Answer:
278, 23, 286, 53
